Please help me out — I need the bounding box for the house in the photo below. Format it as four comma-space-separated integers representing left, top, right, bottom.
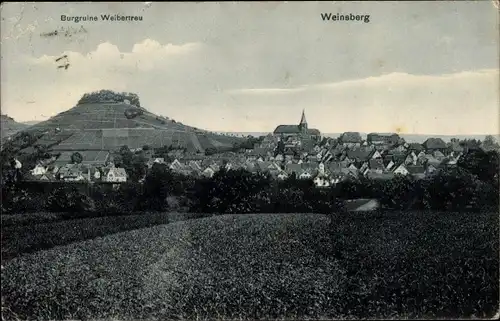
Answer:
422, 138, 447, 153
327, 162, 342, 175
299, 169, 314, 180
384, 159, 395, 171
330, 172, 347, 185
366, 171, 395, 180
38, 172, 56, 181
404, 152, 418, 166
313, 175, 330, 188
104, 167, 127, 182
339, 132, 362, 147
392, 163, 409, 176
169, 159, 183, 171
30, 164, 47, 176
367, 133, 400, 145
407, 143, 424, 153
391, 145, 407, 153
370, 150, 383, 159
285, 163, 302, 176
359, 162, 369, 175
202, 166, 215, 178
347, 149, 371, 162
433, 150, 446, 161
277, 171, 289, 180
368, 159, 385, 173
347, 163, 358, 173
58, 164, 86, 181
406, 165, 426, 180
425, 163, 438, 177
92, 167, 102, 181
424, 154, 442, 167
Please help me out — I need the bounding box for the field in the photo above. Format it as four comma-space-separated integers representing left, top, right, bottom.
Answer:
1, 212, 208, 262
2, 211, 498, 320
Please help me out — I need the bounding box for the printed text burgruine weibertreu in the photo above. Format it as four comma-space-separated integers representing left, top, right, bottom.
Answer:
61, 15, 143, 23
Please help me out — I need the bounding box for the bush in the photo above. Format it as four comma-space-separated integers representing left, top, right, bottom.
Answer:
46, 186, 94, 213
78, 90, 141, 107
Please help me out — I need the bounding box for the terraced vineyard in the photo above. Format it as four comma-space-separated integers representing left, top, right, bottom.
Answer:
11, 101, 243, 155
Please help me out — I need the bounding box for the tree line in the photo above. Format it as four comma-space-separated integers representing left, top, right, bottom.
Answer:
2, 149, 498, 215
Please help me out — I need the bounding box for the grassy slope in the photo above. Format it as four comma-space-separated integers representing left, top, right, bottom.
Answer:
0, 115, 29, 143
2, 212, 498, 320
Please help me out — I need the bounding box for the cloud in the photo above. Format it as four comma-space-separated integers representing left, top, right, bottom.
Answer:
226, 69, 499, 135
1, 37, 497, 135
26, 39, 202, 73
1, 39, 205, 121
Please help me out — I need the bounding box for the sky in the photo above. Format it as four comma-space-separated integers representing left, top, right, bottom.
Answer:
0, 1, 499, 135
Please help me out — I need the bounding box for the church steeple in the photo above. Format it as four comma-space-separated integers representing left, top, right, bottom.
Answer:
299, 109, 308, 134
299, 109, 307, 126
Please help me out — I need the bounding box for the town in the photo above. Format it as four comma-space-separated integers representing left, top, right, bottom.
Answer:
16, 110, 486, 188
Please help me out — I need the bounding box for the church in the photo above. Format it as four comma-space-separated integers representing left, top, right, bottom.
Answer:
273, 110, 321, 141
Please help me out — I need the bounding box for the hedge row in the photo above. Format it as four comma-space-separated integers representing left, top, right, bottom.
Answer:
2, 163, 498, 216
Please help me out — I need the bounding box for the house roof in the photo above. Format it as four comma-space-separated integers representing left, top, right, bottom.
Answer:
285, 163, 302, 174
433, 150, 445, 158
346, 149, 371, 161
408, 143, 424, 152
367, 133, 399, 142
366, 171, 395, 180
327, 162, 342, 173
369, 159, 385, 170
273, 125, 321, 136
406, 165, 426, 174
423, 138, 447, 150
340, 132, 362, 143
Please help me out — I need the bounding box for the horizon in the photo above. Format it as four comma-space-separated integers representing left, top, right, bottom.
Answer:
1, 2, 499, 135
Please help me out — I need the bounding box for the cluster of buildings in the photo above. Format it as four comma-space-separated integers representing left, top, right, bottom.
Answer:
21, 110, 468, 188
25, 161, 127, 183
162, 111, 465, 188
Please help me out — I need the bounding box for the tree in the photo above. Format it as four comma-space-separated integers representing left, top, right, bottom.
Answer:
482, 135, 500, 152
458, 149, 499, 184
71, 152, 83, 164
205, 147, 217, 156
140, 164, 172, 211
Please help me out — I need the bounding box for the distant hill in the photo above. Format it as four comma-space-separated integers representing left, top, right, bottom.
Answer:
3, 90, 244, 157
1, 114, 29, 142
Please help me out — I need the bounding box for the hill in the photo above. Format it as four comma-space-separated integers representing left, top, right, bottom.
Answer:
4, 90, 243, 157
1, 212, 497, 320
1, 115, 29, 141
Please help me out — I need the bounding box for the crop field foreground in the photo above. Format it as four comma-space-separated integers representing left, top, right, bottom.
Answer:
1, 212, 498, 320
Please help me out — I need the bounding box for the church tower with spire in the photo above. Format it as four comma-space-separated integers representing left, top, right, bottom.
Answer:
298, 109, 308, 135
